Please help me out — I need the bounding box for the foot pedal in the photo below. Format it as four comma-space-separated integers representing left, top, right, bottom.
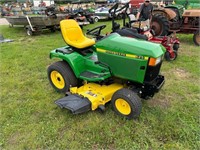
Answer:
55, 95, 91, 114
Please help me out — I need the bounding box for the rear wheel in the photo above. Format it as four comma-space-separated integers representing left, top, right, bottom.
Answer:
165, 50, 177, 61
151, 14, 169, 36
47, 61, 78, 93
111, 88, 142, 119
193, 30, 200, 46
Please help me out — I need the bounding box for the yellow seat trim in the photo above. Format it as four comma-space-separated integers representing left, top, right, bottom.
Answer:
60, 19, 95, 49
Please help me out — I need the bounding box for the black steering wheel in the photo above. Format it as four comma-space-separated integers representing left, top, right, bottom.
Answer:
86, 24, 106, 38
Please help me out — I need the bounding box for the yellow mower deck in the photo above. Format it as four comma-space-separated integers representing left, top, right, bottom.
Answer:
55, 83, 123, 114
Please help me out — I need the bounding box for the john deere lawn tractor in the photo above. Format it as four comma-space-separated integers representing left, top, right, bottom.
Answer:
47, 19, 165, 119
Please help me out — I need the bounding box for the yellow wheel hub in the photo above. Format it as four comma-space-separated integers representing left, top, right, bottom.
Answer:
115, 98, 131, 115
50, 71, 65, 89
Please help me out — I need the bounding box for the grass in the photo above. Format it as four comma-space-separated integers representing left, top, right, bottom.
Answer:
0, 21, 200, 149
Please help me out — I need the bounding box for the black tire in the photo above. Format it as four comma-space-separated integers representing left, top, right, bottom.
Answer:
111, 88, 142, 119
151, 14, 169, 36
193, 30, 200, 46
50, 26, 56, 32
173, 43, 179, 51
165, 50, 177, 61
47, 61, 78, 93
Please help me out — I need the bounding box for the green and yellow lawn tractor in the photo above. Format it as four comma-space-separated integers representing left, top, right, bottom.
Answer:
47, 19, 165, 119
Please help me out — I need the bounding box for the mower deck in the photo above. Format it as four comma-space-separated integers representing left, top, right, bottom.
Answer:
55, 83, 123, 114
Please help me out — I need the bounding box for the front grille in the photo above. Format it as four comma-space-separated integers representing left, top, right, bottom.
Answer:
144, 62, 162, 82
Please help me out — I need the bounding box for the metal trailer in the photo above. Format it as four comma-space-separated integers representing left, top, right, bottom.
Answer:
5, 14, 68, 35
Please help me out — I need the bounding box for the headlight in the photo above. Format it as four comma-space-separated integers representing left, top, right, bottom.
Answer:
148, 56, 162, 66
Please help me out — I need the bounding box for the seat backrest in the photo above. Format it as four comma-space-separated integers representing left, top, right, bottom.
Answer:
60, 19, 95, 49
60, 19, 85, 45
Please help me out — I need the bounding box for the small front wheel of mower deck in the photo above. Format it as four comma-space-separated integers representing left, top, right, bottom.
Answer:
111, 88, 142, 119
193, 30, 200, 46
165, 50, 177, 61
173, 43, 179, 51
47, 61, 78, 93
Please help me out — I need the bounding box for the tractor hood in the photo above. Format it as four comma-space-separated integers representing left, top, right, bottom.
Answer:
182, 9, 200, 17
95, 33, 166, 58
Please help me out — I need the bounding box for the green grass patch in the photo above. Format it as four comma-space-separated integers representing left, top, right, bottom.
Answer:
0, 22, 200, 149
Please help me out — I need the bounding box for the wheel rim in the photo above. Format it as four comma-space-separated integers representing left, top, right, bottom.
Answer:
170, 52, 175, 60
170, 51, 177, 60
50, 71, 65, 89
151, 21, 162, 36
195, 33, 200, 45
94, 17, 98, 22
165, 51, 177, 61
115, 98, 131, 115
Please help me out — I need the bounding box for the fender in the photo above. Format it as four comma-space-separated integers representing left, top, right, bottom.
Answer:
49, 47, 86, 78
153, 8, 177, 20
49, 46, 110, 80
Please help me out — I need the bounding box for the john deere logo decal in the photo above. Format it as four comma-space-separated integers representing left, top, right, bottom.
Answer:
97, 48, 148, 60
106, 51, 126, 56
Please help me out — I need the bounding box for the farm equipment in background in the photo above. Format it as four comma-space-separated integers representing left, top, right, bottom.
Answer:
108, 2, 180, 61
129, 0, 200, 46
5, 13, 67, 36
47, 19, 165, 119
69, 1, 95, 24
65, 10, 91, 27
151, 0, 200, 46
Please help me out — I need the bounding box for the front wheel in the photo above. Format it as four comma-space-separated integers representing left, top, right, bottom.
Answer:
165, 50, 177, 61
193, 30, 200, 46
47, 61, 78, 93
111, 88, 142, 119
